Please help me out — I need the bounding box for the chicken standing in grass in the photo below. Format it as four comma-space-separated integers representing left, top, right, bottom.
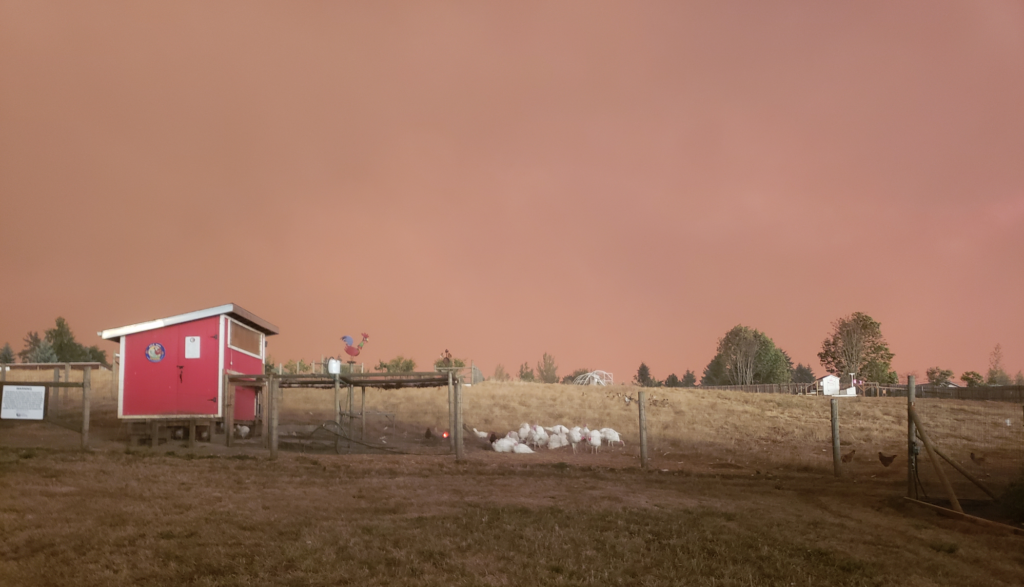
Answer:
878, 452, 896, 467
841, 449, 856, 463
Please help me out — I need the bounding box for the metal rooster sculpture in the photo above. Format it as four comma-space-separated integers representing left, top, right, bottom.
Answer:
342, 333, 370, 357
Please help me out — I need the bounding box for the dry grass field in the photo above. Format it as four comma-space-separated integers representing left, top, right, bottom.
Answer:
2, 372, 1022, 585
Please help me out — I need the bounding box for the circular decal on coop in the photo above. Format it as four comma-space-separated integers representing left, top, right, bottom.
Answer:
145, 343, 166, 363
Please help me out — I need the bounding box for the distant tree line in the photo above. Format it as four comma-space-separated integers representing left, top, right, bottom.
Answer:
931, 343, 1024, 388
2, 318, 108, 367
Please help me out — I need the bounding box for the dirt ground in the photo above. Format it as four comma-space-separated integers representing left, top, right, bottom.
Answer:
1, 418, 1023, 586
2, 374, 1022, 585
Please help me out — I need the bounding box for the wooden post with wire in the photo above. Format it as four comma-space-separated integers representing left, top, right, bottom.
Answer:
907, 375, 916, 498
831, 397, 841, 478
908, 406, 963, 514
81, 367, 91, 450
269, 375, 279, 460
638, 390, 648, 469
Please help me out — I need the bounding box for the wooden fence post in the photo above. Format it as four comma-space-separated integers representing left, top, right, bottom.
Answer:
907, 375, 916, 498
51, 368, 60, 418
360, 386, 366, 441
64, 363, 70, 406
908, 406, 963, 514
81, 367, 91, 450
260, 382, 270, 448
224, 373, 235, 448
638, 390, 648, 469
831, 398, 841, 477
455, 380, 464, 461
347, 383, 354, 442
269, 377, 279, 460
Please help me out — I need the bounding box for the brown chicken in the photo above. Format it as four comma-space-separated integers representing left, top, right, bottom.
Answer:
970, 452, 986, 465
841, 449, 856, 463
878, 452, 896, 467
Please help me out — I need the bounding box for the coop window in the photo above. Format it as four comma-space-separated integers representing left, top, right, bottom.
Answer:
228, 319, 263, 358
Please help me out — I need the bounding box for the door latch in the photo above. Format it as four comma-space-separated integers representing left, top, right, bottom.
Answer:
177, 365, 184, 382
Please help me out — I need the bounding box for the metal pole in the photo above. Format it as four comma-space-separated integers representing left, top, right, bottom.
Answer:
638, 390, 648, 469
334, 373, 341, 452
455, 380, 464, 461
347, 383, 354, 443
448, 371, 455, 452
831, 398, 841, 477
360, 386, 365, 441
907, 375, 916, 498
81, 367, 91, 450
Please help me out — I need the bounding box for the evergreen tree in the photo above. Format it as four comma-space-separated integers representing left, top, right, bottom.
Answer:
681, 370, 697, 387
46, 317, 89, 362
28, 340, 59, 363
18, 331, 41, 363
664, 373, 681, 387
633, 362, 661, 387
0, 343, 14, 364
792, 363, 816, 383
536, 353, 559, 384
701, 354, 727, 386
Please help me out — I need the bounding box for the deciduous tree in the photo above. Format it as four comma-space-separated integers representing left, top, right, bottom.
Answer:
517, 362, 535, 382
986, 344, 1011, 386
493, 364, 509, 382
960, 371, 984, 388
536, 353, 559, 384
561, 367, 591, 384
818, 312, 896, 384
703, 325, 792, 386
375, 356, 416, 373
926, 366, 954, 386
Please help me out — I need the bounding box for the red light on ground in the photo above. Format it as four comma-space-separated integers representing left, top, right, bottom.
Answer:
442, 431, 449, 439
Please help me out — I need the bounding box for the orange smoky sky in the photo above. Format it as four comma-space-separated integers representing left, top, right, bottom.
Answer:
1, 2, 1022, 382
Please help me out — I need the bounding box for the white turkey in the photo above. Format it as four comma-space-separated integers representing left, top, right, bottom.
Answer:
473, 427, 489, 439
493, 437, 517, 453
586, 429, 602, 453
513, 443, 535, 454
566, 428, 583, 454
599, 428, 622, 448
547, 432, 569, 450
530, 425, 549, 449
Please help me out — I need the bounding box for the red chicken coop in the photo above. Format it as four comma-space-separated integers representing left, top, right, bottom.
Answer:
99, 304, 278, 424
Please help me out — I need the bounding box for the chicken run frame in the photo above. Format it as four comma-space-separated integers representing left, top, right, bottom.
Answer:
224, 370, 469, 460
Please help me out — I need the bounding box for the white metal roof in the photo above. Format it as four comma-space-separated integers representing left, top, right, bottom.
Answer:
99, 304, 279, 342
